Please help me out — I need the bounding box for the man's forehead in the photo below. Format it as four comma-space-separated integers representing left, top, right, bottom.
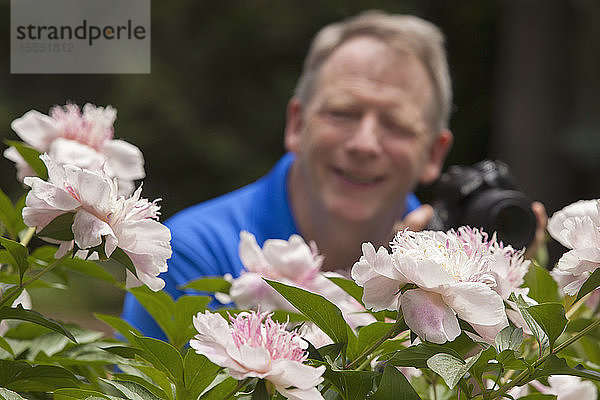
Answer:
314, 36, 433, 107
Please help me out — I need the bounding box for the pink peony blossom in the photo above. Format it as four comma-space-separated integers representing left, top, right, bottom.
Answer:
352, 229, 508, 344
5, 103, 144, 196
548, 199, 600, 295
190, 310, 325, 400
22, 154, 171, 291
231, 231, 375, 334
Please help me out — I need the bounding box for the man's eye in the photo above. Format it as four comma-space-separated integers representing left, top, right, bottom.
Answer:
323, 108, 360, 120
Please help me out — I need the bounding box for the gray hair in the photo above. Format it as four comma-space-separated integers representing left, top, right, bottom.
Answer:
294, 11, 452, 132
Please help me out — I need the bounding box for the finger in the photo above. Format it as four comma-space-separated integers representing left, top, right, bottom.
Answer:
524, 201, 548, 259
393, 204, 434, 233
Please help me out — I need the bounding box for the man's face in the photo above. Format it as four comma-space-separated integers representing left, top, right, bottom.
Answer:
286, 36, 450, 223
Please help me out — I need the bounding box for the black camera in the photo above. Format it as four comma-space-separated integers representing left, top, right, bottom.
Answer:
427, 160, 536, 249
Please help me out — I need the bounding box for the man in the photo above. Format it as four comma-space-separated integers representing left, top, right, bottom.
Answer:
122, 11, 544, 339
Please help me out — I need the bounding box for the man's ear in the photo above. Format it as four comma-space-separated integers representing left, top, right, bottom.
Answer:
419, 129, 453, 185
284, 97, 303, 153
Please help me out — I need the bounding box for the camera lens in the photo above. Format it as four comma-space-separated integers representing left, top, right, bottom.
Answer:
463, 189, 536, 249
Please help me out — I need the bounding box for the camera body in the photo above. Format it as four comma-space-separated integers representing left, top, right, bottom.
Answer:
427, 160, 536, 249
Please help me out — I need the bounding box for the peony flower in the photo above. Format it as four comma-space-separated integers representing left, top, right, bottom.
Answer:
231, 231, 375, 333
4, 103, 144, 196
190, 310, 325, 400
529, 375, 598, 399
547, 199, 600, 295
456, 227, 534, 337
22, 154, 171, 291
352, 229, 508, 344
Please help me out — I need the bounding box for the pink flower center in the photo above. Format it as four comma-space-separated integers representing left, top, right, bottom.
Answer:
50, 104, 114, 150
229, 312, 307, 363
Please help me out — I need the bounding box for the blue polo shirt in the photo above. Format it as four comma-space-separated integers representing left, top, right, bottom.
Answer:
121, 153, 420, 339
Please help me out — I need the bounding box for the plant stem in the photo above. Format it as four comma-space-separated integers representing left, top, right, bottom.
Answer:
19, 226, 36, 247
0, 250, 72, 308
566, 292, 592, 319
345, 315, 405, 370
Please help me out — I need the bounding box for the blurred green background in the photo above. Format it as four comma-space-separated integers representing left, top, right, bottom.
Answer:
1, 0, 599, 332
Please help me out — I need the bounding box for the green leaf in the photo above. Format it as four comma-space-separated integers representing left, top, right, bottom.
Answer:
131, 333, 184, 384
0, 189, 18, 240
0, 388, 28, 400
495, 325, 524, 352
575, 268, 600, 303
524, 264, 560, 303
0, 305, 76, 342
427, 352, 480, 390
266, 279, 348, 346
0, 237, 29, 281
386, 343, 462, 369
100, 378, 163, 400
110, 247, 139, 278
510, 294, 549, 355
182, 277, 232, 293
0, 360, 80, 391
532, 354, 600, 381
53, 388, 117, 400
111, 374, 170, 400
5, 141, 47, 179
0, 336, 14, 357
321, 369, 377, 400
516, 395, 556, 400
183, 349, 221, 398
37, 212, 75, 241
252, 379, 269, 400
349, 321, 397, 360
469, 347, 501, 379
172, 294, 211, 349
526, 303, 567, 352
496, 350, 529, 370
95, 313, 142, 344
130, 286, 176, 343
372, 363, 421, 400
327, 276, 364, 304
200, 376, 238, 400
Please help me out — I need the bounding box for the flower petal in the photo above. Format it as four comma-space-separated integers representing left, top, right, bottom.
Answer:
102, 139, 145, 180
269, 359, 325, 390
442, 282, 506, 326
400, 289, 460, 344
556, 248, 600, 276
397, 257, 454, 289
72, 209, 116, 250
23, 177, 80, 211
11, 110, 59, 151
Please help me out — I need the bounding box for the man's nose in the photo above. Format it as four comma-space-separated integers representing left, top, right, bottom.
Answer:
344, 113, 382, 156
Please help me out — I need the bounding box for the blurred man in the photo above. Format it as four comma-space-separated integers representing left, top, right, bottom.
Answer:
122, 11, 545, 338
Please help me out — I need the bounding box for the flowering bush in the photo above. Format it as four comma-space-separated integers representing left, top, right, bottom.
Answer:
0, 103, 599, 399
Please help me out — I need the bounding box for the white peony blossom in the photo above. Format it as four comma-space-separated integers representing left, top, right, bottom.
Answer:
5, 103, 144, 196
548, 199, 600, 295
352, 229, 509, 344
231, 231, 375, 335
22, 154, 171, 291
190, 310, 325, 400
